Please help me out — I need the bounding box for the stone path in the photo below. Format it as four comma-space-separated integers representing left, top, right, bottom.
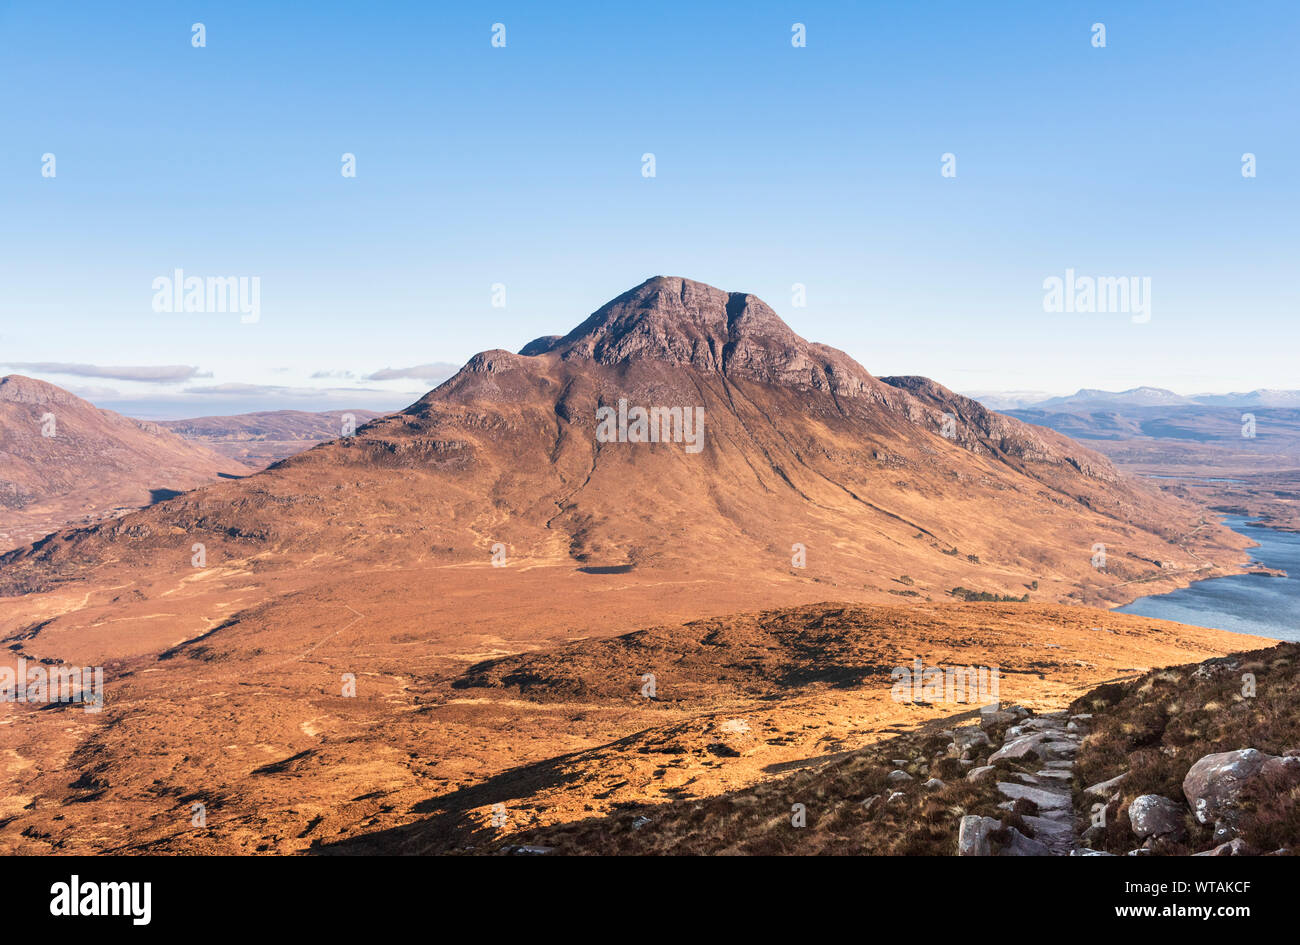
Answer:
993, 712, 1084, 854
958, 709, 1094, 856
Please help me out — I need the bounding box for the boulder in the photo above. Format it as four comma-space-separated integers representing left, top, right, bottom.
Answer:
922, 778, 945, 792
1002, 828, 1052, 856
1183, 748, 1272, 826
860, 794, 882, 817
952, 726, 992, 753
979, 709, 1018, 730
1127, 794, 1186, 840
966, 765, 997, 784
957, 815, 998, 855
956, 815, 1050, 856
989, 733, 1049, 764
886, 769, 914, 785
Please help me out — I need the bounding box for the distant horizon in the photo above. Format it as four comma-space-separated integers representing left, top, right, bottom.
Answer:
4, 361, 1297, 422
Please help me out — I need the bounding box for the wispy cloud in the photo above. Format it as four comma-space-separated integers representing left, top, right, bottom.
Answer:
182, 383, 395, 397
366, 363, 459, 384
3, 362, 210, 382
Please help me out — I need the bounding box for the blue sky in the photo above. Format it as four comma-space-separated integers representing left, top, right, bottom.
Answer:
1, 1, 1296, 418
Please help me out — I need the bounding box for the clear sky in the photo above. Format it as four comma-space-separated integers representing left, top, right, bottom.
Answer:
1, 1, 1296, 418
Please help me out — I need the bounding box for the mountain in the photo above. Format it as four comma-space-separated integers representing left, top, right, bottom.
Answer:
0, 277, 1241, 604
958, 390, 1054, 411
160, 409, 385, 468
972, 386, 1300, 412
0, 278, 1263, 854
0, 375, 250, 552
1191, 389, 1300, 408
1034, 387, 1194, 409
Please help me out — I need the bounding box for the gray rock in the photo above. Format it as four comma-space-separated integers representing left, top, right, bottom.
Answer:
1183, 748, 1272, 826
957, 815, 999, 855
1262, 754, 1300, 780
1035, 769, 1073, 782
1127, 794, 1186, 840
1084, 773, 1128, 797
922, 778, 945, 792
997, 781, 1071, 811
952, 725, 992, 753
1191, 657, 1240, 681
1002, 828, 1052, 856
1193, 838, 1256, 856
979, 709, 1018, 729
1071, 848, 1117, 856
966, 765, 997, 784
886, 769, 914, 785
956, 815, 1050, 856
860, 794, 882, 817
989, 733, 1049, 764
1023, 814, 1074, 852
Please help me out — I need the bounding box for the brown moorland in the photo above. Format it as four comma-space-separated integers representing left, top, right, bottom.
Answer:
0, 277, 1270, 854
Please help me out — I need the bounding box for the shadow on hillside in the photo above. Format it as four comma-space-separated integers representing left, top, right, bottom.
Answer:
309, 744, 597, 855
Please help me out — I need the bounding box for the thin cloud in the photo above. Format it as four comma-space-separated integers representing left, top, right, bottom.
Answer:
366, 363, 459, 384
3, 362, 210, 382
182, 383, 401, 397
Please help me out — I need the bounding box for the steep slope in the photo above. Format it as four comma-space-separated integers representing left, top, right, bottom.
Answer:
0, 376, 250, 552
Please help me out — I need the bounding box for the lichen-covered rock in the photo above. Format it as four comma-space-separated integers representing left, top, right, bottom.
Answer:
1183, 748, 1272, 827
1128, 794, 1186, 840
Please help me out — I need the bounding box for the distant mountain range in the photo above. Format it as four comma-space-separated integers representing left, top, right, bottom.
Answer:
968, 387, 1300, 411
159, 409, 384, 468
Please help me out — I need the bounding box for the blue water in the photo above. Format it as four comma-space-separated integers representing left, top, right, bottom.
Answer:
1143, 475, 1246, 483
1115, 517, 1300, 641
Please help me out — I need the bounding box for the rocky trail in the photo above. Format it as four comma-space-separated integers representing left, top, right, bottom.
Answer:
957, 708, 1091, 856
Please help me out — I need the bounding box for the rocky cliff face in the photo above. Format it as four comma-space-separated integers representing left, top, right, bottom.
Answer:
534, 276, 882, 400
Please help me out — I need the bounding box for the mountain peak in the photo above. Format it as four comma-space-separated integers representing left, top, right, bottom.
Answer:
517, 276, 874, 398
0, 374, 83, 407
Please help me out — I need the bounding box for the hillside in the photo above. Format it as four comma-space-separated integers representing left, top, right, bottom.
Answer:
0, 375, 249, 552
